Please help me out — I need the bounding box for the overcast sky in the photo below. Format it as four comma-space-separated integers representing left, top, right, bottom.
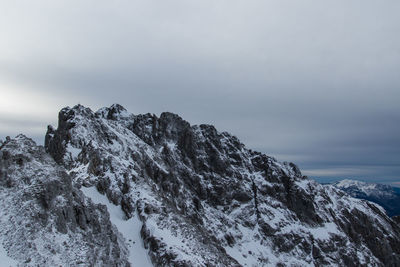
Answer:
1, 0, 399, 185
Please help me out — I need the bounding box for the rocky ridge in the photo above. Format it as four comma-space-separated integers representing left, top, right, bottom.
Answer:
0, 134, 129, 266
41, 104, 400, 266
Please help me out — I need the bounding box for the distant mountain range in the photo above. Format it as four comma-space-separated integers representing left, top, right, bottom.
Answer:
332, 179, 400, 217
0, 104, 399, 265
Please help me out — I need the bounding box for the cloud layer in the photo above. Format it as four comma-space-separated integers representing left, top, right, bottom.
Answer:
1, 0, 399, 183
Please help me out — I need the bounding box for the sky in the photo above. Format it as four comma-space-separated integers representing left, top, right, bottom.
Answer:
1, 0, 399, 185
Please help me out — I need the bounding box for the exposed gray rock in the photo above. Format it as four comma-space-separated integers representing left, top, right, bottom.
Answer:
0, 134, 129, 266
393, 216, 400, 225
44, 104, 400, 266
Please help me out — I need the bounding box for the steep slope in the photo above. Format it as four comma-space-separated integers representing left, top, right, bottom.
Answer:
333, 179, 400, 217
0, 135, 129, 266
45, 104, 400, 266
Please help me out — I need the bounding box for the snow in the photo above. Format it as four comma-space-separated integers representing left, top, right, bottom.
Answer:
80, 186, 153, 267
309, 222, 342, 240
295, 178, 311, 193
335, 179, 395, 199
66, 143, 81, 159
224, 225, 272, 266
278, 221, 343, 241
335, 179, 378, 193
146, 219, 192, 261
0, 241, 18, 267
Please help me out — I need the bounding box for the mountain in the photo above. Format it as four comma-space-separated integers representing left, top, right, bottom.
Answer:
1, 103, 400, 266
0, 135, 129, 266
333, 179, 400, 217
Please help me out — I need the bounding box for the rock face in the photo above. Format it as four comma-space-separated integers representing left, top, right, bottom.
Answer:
333, 179, 400, 217
43, 104, 400, 266
393, 216, 400, 225
0, 135, 129, 266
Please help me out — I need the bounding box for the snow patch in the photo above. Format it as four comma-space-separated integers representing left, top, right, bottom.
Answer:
81, 186, 153, 267
65, 143, 81, 159
0, 241, 18, 267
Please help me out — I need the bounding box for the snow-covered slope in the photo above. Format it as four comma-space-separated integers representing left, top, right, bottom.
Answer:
0, 135, 129, 266
333, 179, 400, 217
80, 186, 153, 267
43, 104, 400, 266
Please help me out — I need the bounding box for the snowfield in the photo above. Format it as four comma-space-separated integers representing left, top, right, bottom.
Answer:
81, 186, 152, 267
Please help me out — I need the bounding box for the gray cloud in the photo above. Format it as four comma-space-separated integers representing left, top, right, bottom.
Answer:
1, 0, 399, 183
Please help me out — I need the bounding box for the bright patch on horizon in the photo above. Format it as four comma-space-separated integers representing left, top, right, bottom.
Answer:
0, 82, 58, 120
392, 182, 400, 188
303, 167, 374, 177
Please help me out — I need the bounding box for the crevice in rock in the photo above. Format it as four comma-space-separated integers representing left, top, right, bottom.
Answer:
251, 178, 260, 221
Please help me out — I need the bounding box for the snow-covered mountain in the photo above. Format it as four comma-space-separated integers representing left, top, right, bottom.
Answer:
1, 103, 400, 266
333, 179, 400, 217
0, 135, 129, 266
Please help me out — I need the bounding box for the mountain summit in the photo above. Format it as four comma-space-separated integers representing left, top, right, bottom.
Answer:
1, 104, 399, 266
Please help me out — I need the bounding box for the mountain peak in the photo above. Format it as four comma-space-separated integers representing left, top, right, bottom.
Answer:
96, 103, 130, 120
41, 103, 400, 266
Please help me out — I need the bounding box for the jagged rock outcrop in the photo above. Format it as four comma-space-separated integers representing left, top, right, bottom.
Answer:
0, 135, 129, 266
44, 104, 400, 266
